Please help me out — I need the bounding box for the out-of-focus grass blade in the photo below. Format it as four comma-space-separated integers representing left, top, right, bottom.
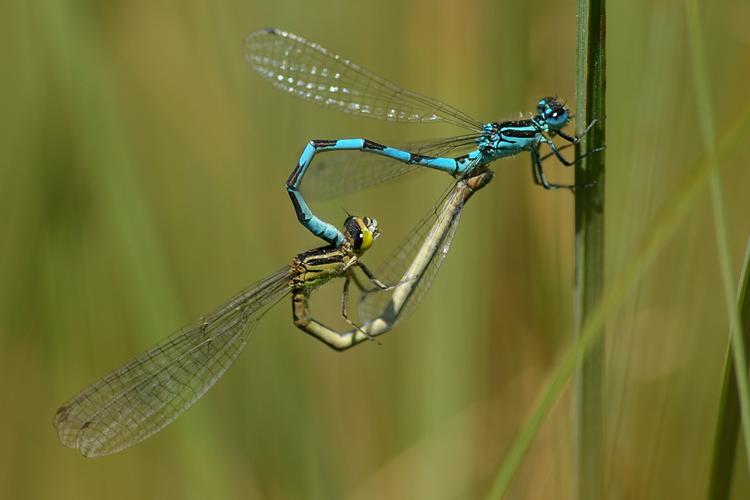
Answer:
685, 0, 750, 495
708, 235, 750, 499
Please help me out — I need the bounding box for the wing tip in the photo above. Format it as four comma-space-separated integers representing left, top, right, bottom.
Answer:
52, 408, 107, 457
53, 404, 70, 428
257, 27, 286, 37
244, 27, 283, 46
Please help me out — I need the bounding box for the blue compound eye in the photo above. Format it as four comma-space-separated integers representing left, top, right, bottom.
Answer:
538, 97, 569, 129
546, 107, 569, 129
536, 97, 551, 115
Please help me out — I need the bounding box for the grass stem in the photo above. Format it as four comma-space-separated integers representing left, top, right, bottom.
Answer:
573, 0, 607, 498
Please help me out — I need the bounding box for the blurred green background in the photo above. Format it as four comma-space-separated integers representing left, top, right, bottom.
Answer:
2, 0, 750, 498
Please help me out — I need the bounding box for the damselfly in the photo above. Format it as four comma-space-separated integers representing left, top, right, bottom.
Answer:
54, 216, 390, 457
244, 28, 600, 246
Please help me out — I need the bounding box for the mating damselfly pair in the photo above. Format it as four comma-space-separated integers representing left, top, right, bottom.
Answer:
54, 27, 598, 457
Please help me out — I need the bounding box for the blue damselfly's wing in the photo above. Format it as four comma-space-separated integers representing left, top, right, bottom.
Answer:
358, 182, 467, 326
54, 268, 292, 457
244, 28, 483, 131
303, 134, 482, 201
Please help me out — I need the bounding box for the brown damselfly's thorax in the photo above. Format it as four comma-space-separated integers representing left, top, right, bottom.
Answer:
290, 242, 356, 290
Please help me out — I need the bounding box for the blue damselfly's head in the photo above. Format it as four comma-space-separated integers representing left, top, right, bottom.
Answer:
536, 97, 570, 130
344, 216, 380, 254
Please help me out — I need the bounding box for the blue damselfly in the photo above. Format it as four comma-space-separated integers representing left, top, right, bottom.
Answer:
244, 28, 600, 246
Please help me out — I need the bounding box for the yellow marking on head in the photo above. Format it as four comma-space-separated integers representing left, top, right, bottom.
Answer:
359, 223, 374, 251
343, 215, 379, 253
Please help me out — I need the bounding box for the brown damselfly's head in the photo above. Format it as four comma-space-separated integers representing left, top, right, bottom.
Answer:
343, 216, 380, 254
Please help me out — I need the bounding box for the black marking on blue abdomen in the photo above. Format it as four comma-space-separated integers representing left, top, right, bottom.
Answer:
312, 139, 338, 148
409, 153, 435, 164
288, 191, 306, 219
287, 163, 304, 186
363, 139, 386, 151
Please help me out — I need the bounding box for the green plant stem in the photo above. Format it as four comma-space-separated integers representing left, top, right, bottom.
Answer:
485, 106, 750, 500
573, 0, 606, 499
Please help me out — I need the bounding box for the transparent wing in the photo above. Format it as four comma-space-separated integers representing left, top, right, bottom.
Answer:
358, 170, 493, 329
304, 134, 481, 201
358, 182, 467, 326
54, 267, 292, 457
244, 28, 483, 131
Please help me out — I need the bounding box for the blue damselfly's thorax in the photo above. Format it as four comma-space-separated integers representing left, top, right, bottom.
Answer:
476, 97, 571, 159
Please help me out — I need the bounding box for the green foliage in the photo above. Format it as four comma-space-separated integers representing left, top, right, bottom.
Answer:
2, 1, 749, 499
